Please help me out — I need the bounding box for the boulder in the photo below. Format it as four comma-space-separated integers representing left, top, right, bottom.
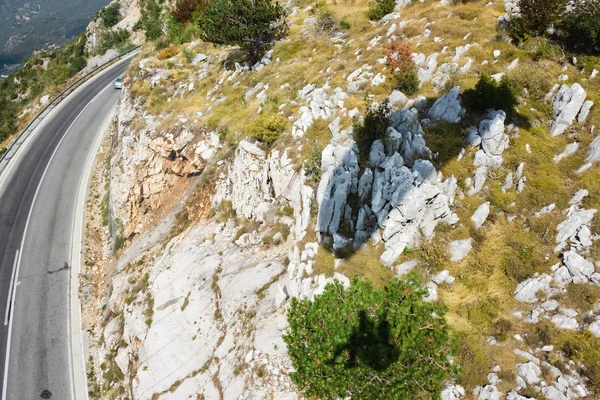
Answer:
586, 134, 600, 164
514, 274, 552, 303
479, 110, 508, 156
577, 100, 593, 123
551, 314, 578, 330
369, 140, 386, 168
555, 206, 596, 246
388, 90, 408, 107
516, 362, 541, 385
541, 386, 568, 400
550, 83, 587, 136
477, 385, 502, 400
358, 168, 374, 201
428, 86, 464, 123
471, 202, 490, 230
563, 250, 594, 283
449, 239, 472, 262
441, 384, 465, 400
588, 321, 600, 338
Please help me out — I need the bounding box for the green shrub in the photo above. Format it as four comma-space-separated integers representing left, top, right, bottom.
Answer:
139, 0, 164, 41
507, 62, 552, 100
197, 0, 287, 64
158, 45, 179, 59
514, 0, 568, 36
392, 65, 419, 95
101, 2, 121, 28
367, 0, 396, 21
304, 144, 323, 182
559, 0, 600, 55
284, 274, 458, 399
339, 16, 351, 30
561, 283, 600, 312
182, 48, 195, 63
245, 114, 287, 145
463, 74, 518, 114
100, 28, 131, 55
353, 101, 392, 165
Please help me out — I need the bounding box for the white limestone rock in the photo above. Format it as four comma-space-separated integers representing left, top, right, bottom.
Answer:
551, 83, 587, 136
479, 110, 508, 156
441, 384, 465, 400
428, 86, 465, 123
551, 314, 578, 330
514, 274, 552, 303
477, 385, 502, 400
449, 239, 472, 262
577, 100, 593, 123
516, 362, 541, 385
563, 250, 594, 283
471, 202, 490, 230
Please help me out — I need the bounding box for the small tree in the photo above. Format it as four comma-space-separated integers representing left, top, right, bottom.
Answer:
284, 275, 458, 399
101, 2, 121, 28
197, 0, 287, 64
559, 0, 600, 55
463, 74, 518, 114
515, 0, 568, 36
368, 0, 396, 21
386, 41, 419, 95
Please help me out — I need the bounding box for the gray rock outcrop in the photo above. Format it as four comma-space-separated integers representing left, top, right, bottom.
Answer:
427, 86, 465, 123
550, 83, 587, 136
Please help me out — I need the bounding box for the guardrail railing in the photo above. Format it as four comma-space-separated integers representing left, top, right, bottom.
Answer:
0, 45, 141, 175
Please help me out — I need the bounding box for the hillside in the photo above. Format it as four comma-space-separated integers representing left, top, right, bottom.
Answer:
3, 0, 600, 398
0, 0, 113, 66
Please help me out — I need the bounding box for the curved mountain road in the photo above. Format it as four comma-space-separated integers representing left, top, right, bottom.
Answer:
0, 57, 132, 400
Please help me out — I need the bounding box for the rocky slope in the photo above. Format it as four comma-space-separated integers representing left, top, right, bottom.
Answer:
80, 0, 600, 399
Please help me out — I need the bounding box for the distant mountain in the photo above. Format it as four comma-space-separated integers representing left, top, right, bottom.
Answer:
0, 0, 113, 65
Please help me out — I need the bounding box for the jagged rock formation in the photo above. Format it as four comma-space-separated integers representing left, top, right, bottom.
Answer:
315, 108, 458, 266
111, 85, 219, 238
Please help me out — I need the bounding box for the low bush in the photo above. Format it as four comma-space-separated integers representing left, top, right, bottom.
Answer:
559, 0, 600, 55
509, 0, 568, 39
392, 67, 419, 95
245, 114, 287, 145
284, 274, 458, 399
101, 2, 121, 28
100, 28, 131, 55
367, 0, 396, 21
158, 45, 179, 59
385, 41, 419, 95
171, 0, 207, 22
352, 101, 392, 165
463, 74, 518, 114
304, 144, 323, 182
418, 240, 450, 274
506, 61, 552, 100
561, 283, 600, 312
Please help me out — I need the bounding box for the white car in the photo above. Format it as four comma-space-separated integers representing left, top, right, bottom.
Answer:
113, 75, 123, 89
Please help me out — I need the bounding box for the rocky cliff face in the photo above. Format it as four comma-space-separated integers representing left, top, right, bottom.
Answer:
84, 0, 144, 69
82, 1, 600, 399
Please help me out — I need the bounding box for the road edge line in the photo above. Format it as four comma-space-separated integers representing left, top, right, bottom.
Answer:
69, 105, 116, 400
0, 53, 137, 191
0, 82, 113, 400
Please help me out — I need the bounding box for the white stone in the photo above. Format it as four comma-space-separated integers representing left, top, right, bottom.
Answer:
551, 83, 587, 136
516, 362, 541, 385
471, 202, 490, 230
428, 86, 464, 123
449, 239, 472, 262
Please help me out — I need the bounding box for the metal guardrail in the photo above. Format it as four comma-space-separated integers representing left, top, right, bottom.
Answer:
0, 45, 141, 175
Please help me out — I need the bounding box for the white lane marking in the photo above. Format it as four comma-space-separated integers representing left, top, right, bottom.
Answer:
4, 251, 19, 326
89, 82, 113, 104
1, 80, 114, 400
68, 104, 116, 400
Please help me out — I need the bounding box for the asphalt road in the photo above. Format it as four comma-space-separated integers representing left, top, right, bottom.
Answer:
0, 58, 130, 400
